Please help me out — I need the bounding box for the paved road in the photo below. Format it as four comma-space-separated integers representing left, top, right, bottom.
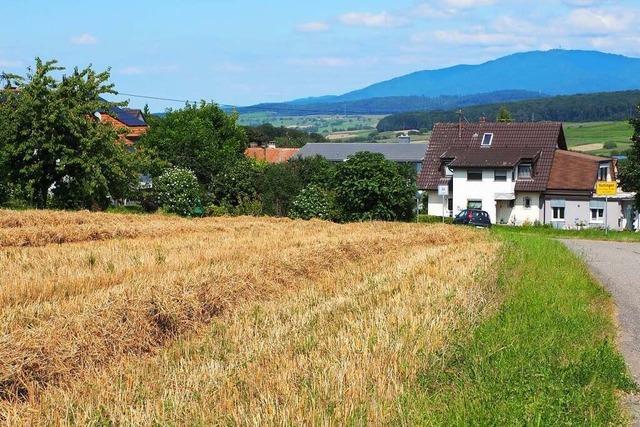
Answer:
562, 239, 640, 384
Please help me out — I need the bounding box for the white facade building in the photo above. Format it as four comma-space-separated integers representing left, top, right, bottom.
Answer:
419, 122, 637, 231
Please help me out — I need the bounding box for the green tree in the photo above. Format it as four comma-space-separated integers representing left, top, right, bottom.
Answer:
289, 155, 336, 188
497, 106, 513, 123
209, 157, 262, 207
620, 104, 640, 209
0, 58, 136, 209
333, 152, 416, 222
138, 102, 247, 186
258, 163, 303, 217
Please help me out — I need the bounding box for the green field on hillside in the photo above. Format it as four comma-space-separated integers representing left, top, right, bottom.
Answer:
237, 113, 382, 134
564, 121, 634, 156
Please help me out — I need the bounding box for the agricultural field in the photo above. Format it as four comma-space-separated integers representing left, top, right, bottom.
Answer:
565, 121, 634, 156
0, 210, 633, 425
0, 210, 497, 424
237, 113, 383, 134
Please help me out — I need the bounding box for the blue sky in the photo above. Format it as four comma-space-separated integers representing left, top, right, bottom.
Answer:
2, 0, 639, 110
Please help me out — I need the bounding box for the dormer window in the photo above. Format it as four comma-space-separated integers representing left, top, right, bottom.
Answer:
518, 163, 532, 180
481, 133, 493, 147
444, 161, 453, 176
598, 165, 609, 181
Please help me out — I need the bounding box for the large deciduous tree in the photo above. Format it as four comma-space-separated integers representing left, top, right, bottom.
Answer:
0, 59, 136, 209
620, 104, 640, 209
138, 102, 248, 187
333, 151, 416, 222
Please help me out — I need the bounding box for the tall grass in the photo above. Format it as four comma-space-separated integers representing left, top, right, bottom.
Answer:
399, 229, 635, 425
0, 211, 498, 424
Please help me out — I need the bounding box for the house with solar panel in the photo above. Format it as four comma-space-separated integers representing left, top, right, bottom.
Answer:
95, 105, 149, 146
419, 122, 638, 231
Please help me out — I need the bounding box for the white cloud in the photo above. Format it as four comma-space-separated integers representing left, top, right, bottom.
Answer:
442, 0, 496, 9
339, 11, 408, 28
71, 33, 97, 45
567, 8, 634, 35
296, 21, 330, 33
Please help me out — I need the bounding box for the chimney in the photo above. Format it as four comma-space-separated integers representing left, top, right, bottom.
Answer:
267, 142, 276, 149
479, 116, 486, 124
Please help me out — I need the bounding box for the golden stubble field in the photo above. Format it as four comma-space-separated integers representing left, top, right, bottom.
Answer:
0, 210, 500, 425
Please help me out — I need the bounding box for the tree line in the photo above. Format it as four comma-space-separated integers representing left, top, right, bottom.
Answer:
377, 90, 640, 132
0, 59, 416, 222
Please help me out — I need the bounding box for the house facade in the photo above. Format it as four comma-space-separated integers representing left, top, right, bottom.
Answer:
419, 122, 637, 231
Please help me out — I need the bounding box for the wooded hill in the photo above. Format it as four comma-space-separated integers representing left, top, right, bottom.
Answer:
376, 90, 640, 132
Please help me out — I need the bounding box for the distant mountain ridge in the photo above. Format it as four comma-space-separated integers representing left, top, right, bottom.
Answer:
238, 50, 640, 117
238, 90, 547, 116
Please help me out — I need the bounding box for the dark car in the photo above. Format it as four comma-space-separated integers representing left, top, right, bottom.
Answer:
453, 209, 492, 228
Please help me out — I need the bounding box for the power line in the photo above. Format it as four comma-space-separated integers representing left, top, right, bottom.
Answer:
114, 92, 196, 104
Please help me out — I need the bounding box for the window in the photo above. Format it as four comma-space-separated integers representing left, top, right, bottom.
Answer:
444, 162, 453, 176
591, 208, 604, 222
481, 133, 493, 147
524, 197, 532, 209
494, 170, 507, 182
447, 198, 453, 212
467, 200, 482, 210
598, 165, 609, 181
518, 163, 532, 179
467, 169, 483, 181
552, 207, 565, 220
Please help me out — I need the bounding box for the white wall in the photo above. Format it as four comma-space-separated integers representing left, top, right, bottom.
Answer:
452, 169, 516, 224
510, 193, 542, 225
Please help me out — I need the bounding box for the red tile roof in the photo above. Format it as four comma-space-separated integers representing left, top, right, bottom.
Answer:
547, 150, 612, 192
418, 122, 566, 192
245, 147, 300, 164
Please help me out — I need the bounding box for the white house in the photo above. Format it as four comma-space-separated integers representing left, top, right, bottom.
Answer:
419, 122, 637, 231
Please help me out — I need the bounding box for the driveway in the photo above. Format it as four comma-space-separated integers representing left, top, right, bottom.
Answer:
562, 239, 640, 423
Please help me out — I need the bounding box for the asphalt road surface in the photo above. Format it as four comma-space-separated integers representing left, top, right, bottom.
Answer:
562, 239, 640, 423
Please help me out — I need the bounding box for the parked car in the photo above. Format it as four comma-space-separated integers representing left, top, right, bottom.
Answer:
453, 209, 492, 228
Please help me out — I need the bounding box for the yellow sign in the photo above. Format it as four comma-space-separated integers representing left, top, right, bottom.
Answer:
596, 181, 617, 196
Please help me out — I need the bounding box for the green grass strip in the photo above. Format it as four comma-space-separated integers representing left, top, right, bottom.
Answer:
496, 225, 640, 243
400, 230, 635, 425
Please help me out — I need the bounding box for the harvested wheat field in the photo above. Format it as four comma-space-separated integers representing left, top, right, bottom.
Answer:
0, 210, 499, 425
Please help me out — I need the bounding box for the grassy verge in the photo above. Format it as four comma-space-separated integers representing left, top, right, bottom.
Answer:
400, 229, 635, 425
497, 224, 640, 243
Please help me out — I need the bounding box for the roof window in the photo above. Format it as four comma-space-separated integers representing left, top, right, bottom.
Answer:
481, 133, 493, 147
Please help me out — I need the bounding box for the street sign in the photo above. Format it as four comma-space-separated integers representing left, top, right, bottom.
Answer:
438, 185, 449, 197
596, 181, 617, 196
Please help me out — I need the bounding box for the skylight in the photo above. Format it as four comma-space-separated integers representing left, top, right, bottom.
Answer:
481, 133, 493, 147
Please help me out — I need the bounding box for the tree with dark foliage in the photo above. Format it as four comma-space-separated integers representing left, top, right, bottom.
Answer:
620, 104, 640, 210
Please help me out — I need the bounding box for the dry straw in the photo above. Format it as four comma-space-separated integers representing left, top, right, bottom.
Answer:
0, 211, 498, 424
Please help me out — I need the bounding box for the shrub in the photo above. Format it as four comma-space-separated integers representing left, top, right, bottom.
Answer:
154, 167, 201, 217
334, 152, 416, 222
206, 204, 231, 217
289, 185, 333, 220
603, 142, 618, 150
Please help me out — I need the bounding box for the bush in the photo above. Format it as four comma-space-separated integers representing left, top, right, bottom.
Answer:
154, 167, 201, 217
334, 152, 416, 222
603, 142, 618, 150
289, 185, 333, 220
